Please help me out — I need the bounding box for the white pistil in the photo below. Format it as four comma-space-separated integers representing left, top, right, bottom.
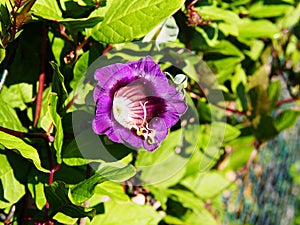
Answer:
113, 97, 156, 145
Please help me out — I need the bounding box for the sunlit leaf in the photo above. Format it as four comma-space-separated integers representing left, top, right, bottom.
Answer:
48, 93, 64, 164
70, 165, 135, 203
274, 110, 300, 132
0, 131, 49, 172
45, 181, 96, 220
91, 0, 185, 43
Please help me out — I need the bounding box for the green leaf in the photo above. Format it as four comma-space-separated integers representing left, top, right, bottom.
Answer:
91, 181, 130, 204
181, 171, 231, 200
274, 110, 300, 132
248, 85, 271, 117
48, 93, 64, 164
143, 16, 179, 45
97, 164, 136, 182
268, 80, 281, 108
0, 93, 27, 132
249, 2, 292, 18
0, 131, 49, 172
0, 43, 5, 63
63, 17, 104, 31
167, 189, 218, 225
220, 122, 241, 143
252, 115, 278, 141
198, 6, 240, 24
135, 129, 187, 186
70, 174, 106, 204
45, 181, 96, 220
50, 61, 68, 114
0, 151, 29, 208
27, 168, 48, 210
225, 135, 255, 170
70, 165, 135, 204
86, 200, 162, 225
32, 0, 62, 20
91, 0, 185, 43
1, 83, 33, 110
237, 19, 279, 39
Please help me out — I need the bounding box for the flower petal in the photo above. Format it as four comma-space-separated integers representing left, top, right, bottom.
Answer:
143, 117, 168, 151
94, 63, 136, 96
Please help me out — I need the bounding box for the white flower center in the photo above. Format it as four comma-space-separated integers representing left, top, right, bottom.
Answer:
112, 85, 156, 145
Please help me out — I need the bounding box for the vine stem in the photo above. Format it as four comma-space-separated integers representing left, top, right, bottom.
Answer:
275, 97, 300, 106
33, 24, 48, 127
79, 165, 93, 225
0, 126, 53, 141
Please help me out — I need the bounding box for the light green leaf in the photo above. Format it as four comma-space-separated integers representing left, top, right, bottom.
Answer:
267, 80, 281, 108
167, 189, 218, 225
27, 168, 48, 210
181, 171, 231, 200
238, 19, 280, 39
91, 181, 130, 204
226, 135, 255, 170
32, 0, 62, 20
198, 6, 240, 24
91, 0, 185, 43
0, 94, 27, 132
53, 213, 78, 225
86, 200, 162, 225
70, 165, 135, 204
45, 181, 96, 220
280, 2, 300, 28
71, 51, 89, 89
249, 3, 292, 18
1, 83, 33, 110
0, 152, 28, 209
0, 44, 5, 63
274, 110, 300, 132
136, 129, 187, 187
213, 122, 241, 144
48, 93, 63, 164
0, 131, 49, 173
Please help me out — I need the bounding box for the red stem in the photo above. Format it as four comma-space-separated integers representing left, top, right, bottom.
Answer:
33, 25, 48, 127
0, 126, 52, 141
214, 104, 246, 115
102, 44, 112, 55
275, 97, 300, 107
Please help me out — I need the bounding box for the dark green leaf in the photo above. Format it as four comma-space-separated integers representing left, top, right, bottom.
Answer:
237, 82, 248, 112
248, 85, 271, 117
45, 181, 96, 220
50, 61, 68, 114
274, 110, 300, 132
252, 115, 278, 141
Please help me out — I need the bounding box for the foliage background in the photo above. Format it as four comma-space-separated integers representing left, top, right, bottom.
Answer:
0, 0, 300, 224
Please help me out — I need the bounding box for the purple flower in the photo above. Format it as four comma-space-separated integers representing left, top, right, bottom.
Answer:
92, 56, 187, 151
